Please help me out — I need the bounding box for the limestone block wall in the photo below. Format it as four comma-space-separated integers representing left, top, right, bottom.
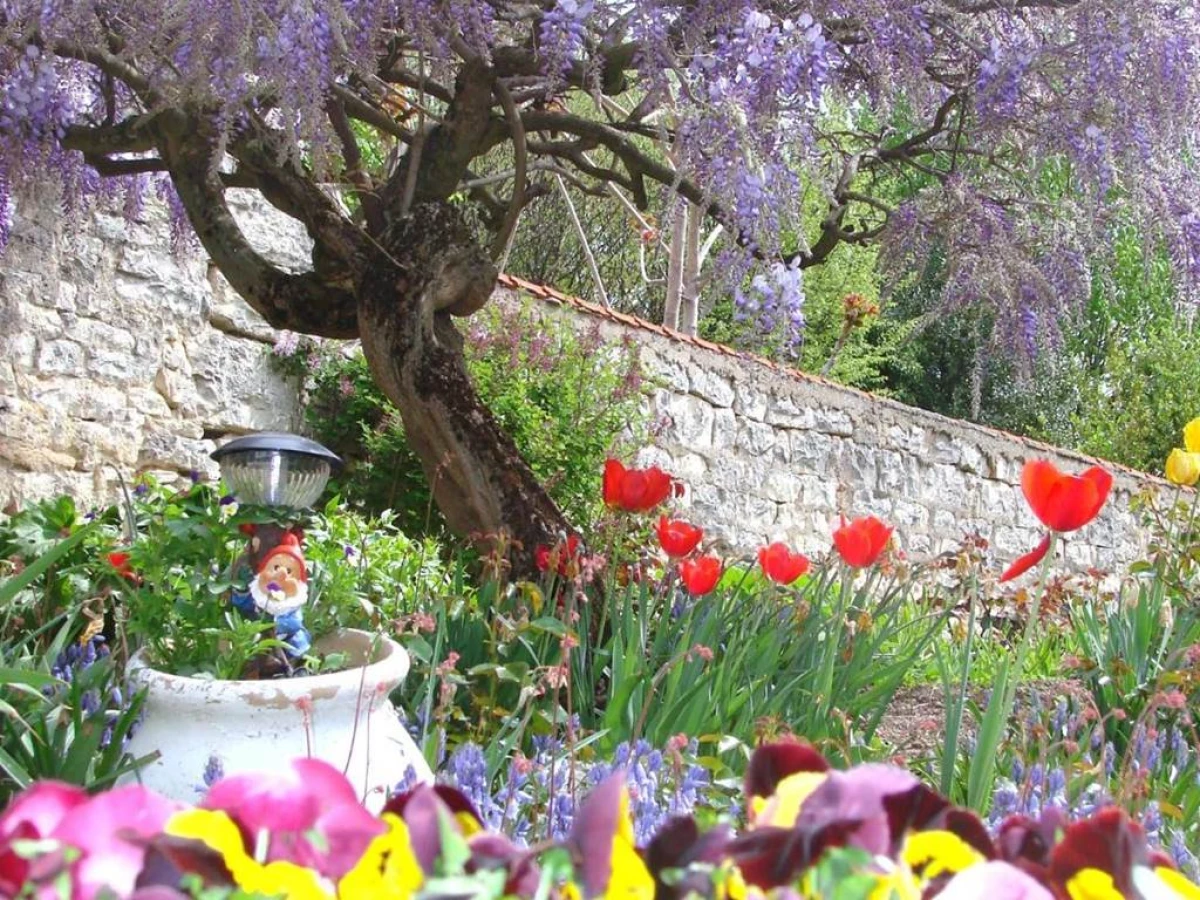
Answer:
0, 190, 307, 510
497, 275, 1162, 574
0, 185, 1167, 574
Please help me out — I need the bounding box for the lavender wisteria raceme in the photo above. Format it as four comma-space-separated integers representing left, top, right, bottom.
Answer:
0, 0, 1198, 352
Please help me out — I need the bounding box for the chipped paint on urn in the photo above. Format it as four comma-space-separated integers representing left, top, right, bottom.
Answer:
122, 629, 432, 812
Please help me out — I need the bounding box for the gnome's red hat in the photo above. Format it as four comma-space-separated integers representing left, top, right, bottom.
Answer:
259, 532, 307, 581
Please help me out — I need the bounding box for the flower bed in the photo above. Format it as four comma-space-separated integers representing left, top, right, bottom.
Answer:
3, 742, 1197, 899
3, 422, 1200, 895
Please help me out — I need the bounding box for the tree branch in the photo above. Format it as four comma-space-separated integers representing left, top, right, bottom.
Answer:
62, 119, 156, 156
156, 111, 360, 339
489, 80, 528, 260
325, 95, 384, 233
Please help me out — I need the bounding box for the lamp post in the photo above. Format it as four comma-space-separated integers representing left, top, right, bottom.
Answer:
211, 433, 342, 669
210, 432, 343, 508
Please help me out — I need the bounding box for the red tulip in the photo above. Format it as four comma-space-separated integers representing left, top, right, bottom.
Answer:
757, 542, 811, 585
1020, 460, 1112, 533
832, 516, 893, 569
603, 459, 676, 513
656, 517, 704, 558
1000, 533, 1052, 583
105, 551, 140, 584
678, 555, 723, 596
535, 535, 581, 576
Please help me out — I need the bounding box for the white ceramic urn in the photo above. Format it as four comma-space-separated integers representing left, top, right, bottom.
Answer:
122, 629, 432, 812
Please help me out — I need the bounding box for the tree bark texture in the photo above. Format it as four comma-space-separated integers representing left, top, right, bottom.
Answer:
356, 202, 569, 565
159, 114, 568, 570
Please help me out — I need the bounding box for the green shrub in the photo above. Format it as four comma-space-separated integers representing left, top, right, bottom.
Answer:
0, 507, 148, 800
276, 298, 649, 538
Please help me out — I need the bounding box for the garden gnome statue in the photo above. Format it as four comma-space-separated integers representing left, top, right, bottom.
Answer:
232, 527, 312, 658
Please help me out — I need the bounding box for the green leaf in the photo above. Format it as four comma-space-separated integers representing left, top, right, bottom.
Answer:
0, 522, 98, 608
0, 668, 59, 690
528, 617, 569, 637
0, 744, 32, 790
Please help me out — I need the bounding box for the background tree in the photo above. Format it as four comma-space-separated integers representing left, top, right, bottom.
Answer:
2, 1, 1197, 562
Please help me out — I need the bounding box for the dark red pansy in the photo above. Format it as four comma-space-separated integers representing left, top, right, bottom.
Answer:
1047, 807, 1146, 898
726, 821, 861, 890
744, 740, 830, 803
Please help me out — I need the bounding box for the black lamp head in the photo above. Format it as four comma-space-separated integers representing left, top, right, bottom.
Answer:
211, 432, 342, 509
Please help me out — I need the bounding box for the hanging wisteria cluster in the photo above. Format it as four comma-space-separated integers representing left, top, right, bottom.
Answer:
0, 0, 1198, 352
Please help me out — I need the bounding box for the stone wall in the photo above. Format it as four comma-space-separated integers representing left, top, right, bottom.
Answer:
0, 190, 306, 509
1, 190, 1169, 574
498, 275, 1163, 574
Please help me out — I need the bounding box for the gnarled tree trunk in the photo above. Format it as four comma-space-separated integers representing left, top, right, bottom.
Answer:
160, 113, 568, 573
356, 202, 569, 565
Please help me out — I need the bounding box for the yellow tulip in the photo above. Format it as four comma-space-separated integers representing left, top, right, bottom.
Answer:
1166, 448, 1200, 486
1186, 417, 1200, 453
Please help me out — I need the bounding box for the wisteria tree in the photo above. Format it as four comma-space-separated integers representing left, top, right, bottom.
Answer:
2, 2, 1198, 558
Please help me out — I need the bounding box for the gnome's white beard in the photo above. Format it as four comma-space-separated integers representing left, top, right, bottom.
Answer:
249, 578, 309, 616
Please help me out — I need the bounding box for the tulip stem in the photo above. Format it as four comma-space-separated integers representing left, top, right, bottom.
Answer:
1010, 531, 1056, 692
941, 572, 978, 800
816, 563, 850, 722
972, 531, 1058, 812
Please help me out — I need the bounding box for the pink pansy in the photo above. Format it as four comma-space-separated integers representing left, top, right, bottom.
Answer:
0, 782, 90, 896
795, 764, 920, 856
0, 781, 179, 900
938, 861, 1054, 900
54, 786, 181, 900
201, 757, 384, 878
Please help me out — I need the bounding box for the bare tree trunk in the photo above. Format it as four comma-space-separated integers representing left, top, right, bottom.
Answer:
970, 323, 985, 422
663, 200, 687, 329
356, 202, 569, 569
679, 202, 702, 336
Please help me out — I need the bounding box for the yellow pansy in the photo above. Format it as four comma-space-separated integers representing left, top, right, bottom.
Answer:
750, 771, 828, 828
165, 808, 330, 900
901, 830, 985, 883
609, 789, 655, 899
1185, 417, 1200, 454
865, 860, 922, 900
337, 813, 423, 900
1144, 866, 1200, 900
1066, 867, 1124, 900
1166, 448, 1200, 486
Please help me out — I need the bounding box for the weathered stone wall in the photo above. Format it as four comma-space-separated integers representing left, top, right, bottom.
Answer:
0, 190, 307, 509
498, 275, 1162, 574
1, 190, 1167, 573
